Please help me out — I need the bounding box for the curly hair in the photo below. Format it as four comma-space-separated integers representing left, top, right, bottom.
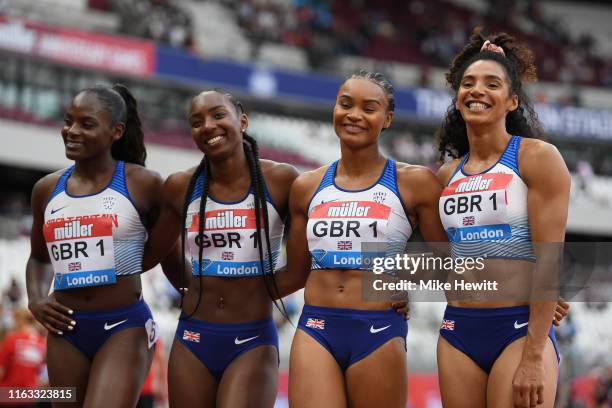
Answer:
437, 28, 544, 161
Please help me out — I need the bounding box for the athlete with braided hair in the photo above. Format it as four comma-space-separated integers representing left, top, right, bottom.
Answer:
436, 29, 569, 408
27, 84, 160, 407
143, 89, 298, 407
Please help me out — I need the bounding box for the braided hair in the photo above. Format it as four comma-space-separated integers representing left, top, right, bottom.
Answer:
437, 28, 543, 161
179, 91, 288, 319
79, 84, 147, 166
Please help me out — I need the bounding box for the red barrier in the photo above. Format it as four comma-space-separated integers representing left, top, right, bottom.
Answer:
0, 15, 155, 77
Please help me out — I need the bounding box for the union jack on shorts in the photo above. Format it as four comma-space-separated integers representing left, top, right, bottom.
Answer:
183, 330, 200, 342
222, 251, 234, 260
337, 241, 352, 250
462, 216, 475, 226
305, 318, 325, 330
441, 319, 455, 331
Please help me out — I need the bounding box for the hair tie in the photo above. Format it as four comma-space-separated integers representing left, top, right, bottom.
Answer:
481, 40, 505, 57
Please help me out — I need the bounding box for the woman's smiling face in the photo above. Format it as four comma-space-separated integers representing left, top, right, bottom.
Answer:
333, 78, 393, 148
455, 59, 518, 127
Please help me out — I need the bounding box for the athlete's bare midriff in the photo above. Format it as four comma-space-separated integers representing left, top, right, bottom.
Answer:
304, 268, 392, 311
446, 258, 536, 308
53, 274, 143, 311
181, 275, 274, 323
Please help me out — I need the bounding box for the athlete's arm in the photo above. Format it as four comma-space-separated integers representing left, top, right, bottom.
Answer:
273, 172, 319, 298
514, 140, 571, 408
26, 175, 74, 335
125, 165, 164, 230
261, 161, 300, 219
396, 165, 450, 281
143, 171, 191, 286
402, 165, 448, 244
142, 171, 188, 270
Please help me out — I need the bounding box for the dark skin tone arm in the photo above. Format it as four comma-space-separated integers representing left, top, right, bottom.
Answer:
398, 163, 450, 265
27, 172, 74, 335
274, 168, 325, 299
142, 170, 192, 290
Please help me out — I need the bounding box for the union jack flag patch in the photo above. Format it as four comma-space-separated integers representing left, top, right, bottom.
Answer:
222, 251, 234, 260
68, 262, 82, 271
462, 216, 475, 226
337, 241, 352, 250
440, 319, 455, 330
183, 330, 200, 342
305, 318, 325, 330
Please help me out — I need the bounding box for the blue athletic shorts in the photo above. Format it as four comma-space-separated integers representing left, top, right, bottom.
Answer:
61, 298, 158, 360
439, 305, 560, 373
175, 316, 278, 380
298, 305, 408, 371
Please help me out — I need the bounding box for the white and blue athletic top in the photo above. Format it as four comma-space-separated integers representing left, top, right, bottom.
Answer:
439, 135, 535, 260
307, 159, 413, 270
185, 174, 285, 278
43, 161, 147, 291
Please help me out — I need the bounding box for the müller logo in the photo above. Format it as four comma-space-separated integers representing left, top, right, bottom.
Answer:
54, 220, 93, 240
443, 173, 513, 196
455, 175, 493, 193
327, 202, 372, 217
190, 209, 256, 231
206, 210, 247, 229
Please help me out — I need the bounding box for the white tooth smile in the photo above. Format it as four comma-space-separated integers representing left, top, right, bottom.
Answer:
344, 125, 365, 133
468, 102, 489, 111
207, 135, 224, 145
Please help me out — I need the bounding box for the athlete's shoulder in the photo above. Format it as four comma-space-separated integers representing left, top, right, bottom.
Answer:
32, 168, 68, 202
396, 162, 439, 184
31, 168, 71, 214
436, 158, 463, 185
124, 163, 163, 194
164, 166, 198, 195
260, 159, 300, 186
292, 164, 328, 191
518, 138, 569, 182
518, 138, 561, 162
289, 164, 329, 205
124, 163, 162, 183
396, 162, 443, 205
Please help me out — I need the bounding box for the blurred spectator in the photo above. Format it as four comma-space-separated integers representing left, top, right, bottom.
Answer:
576, 160, 594, 197
4, 278, 23, 308
111, 0, 192, 48
594, 365, 612, 407
0, 309, 46, 390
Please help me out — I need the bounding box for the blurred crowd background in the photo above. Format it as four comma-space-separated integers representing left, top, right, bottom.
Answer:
0, 0, 611, 407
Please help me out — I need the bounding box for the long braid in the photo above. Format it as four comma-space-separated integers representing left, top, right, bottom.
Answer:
243, 134, 289, 320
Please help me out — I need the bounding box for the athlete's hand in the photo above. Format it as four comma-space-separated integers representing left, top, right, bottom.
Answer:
512, 358, 546, 408
391, 291, 410, 320
552, 298, 569, 326
28, 294, 75, 335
